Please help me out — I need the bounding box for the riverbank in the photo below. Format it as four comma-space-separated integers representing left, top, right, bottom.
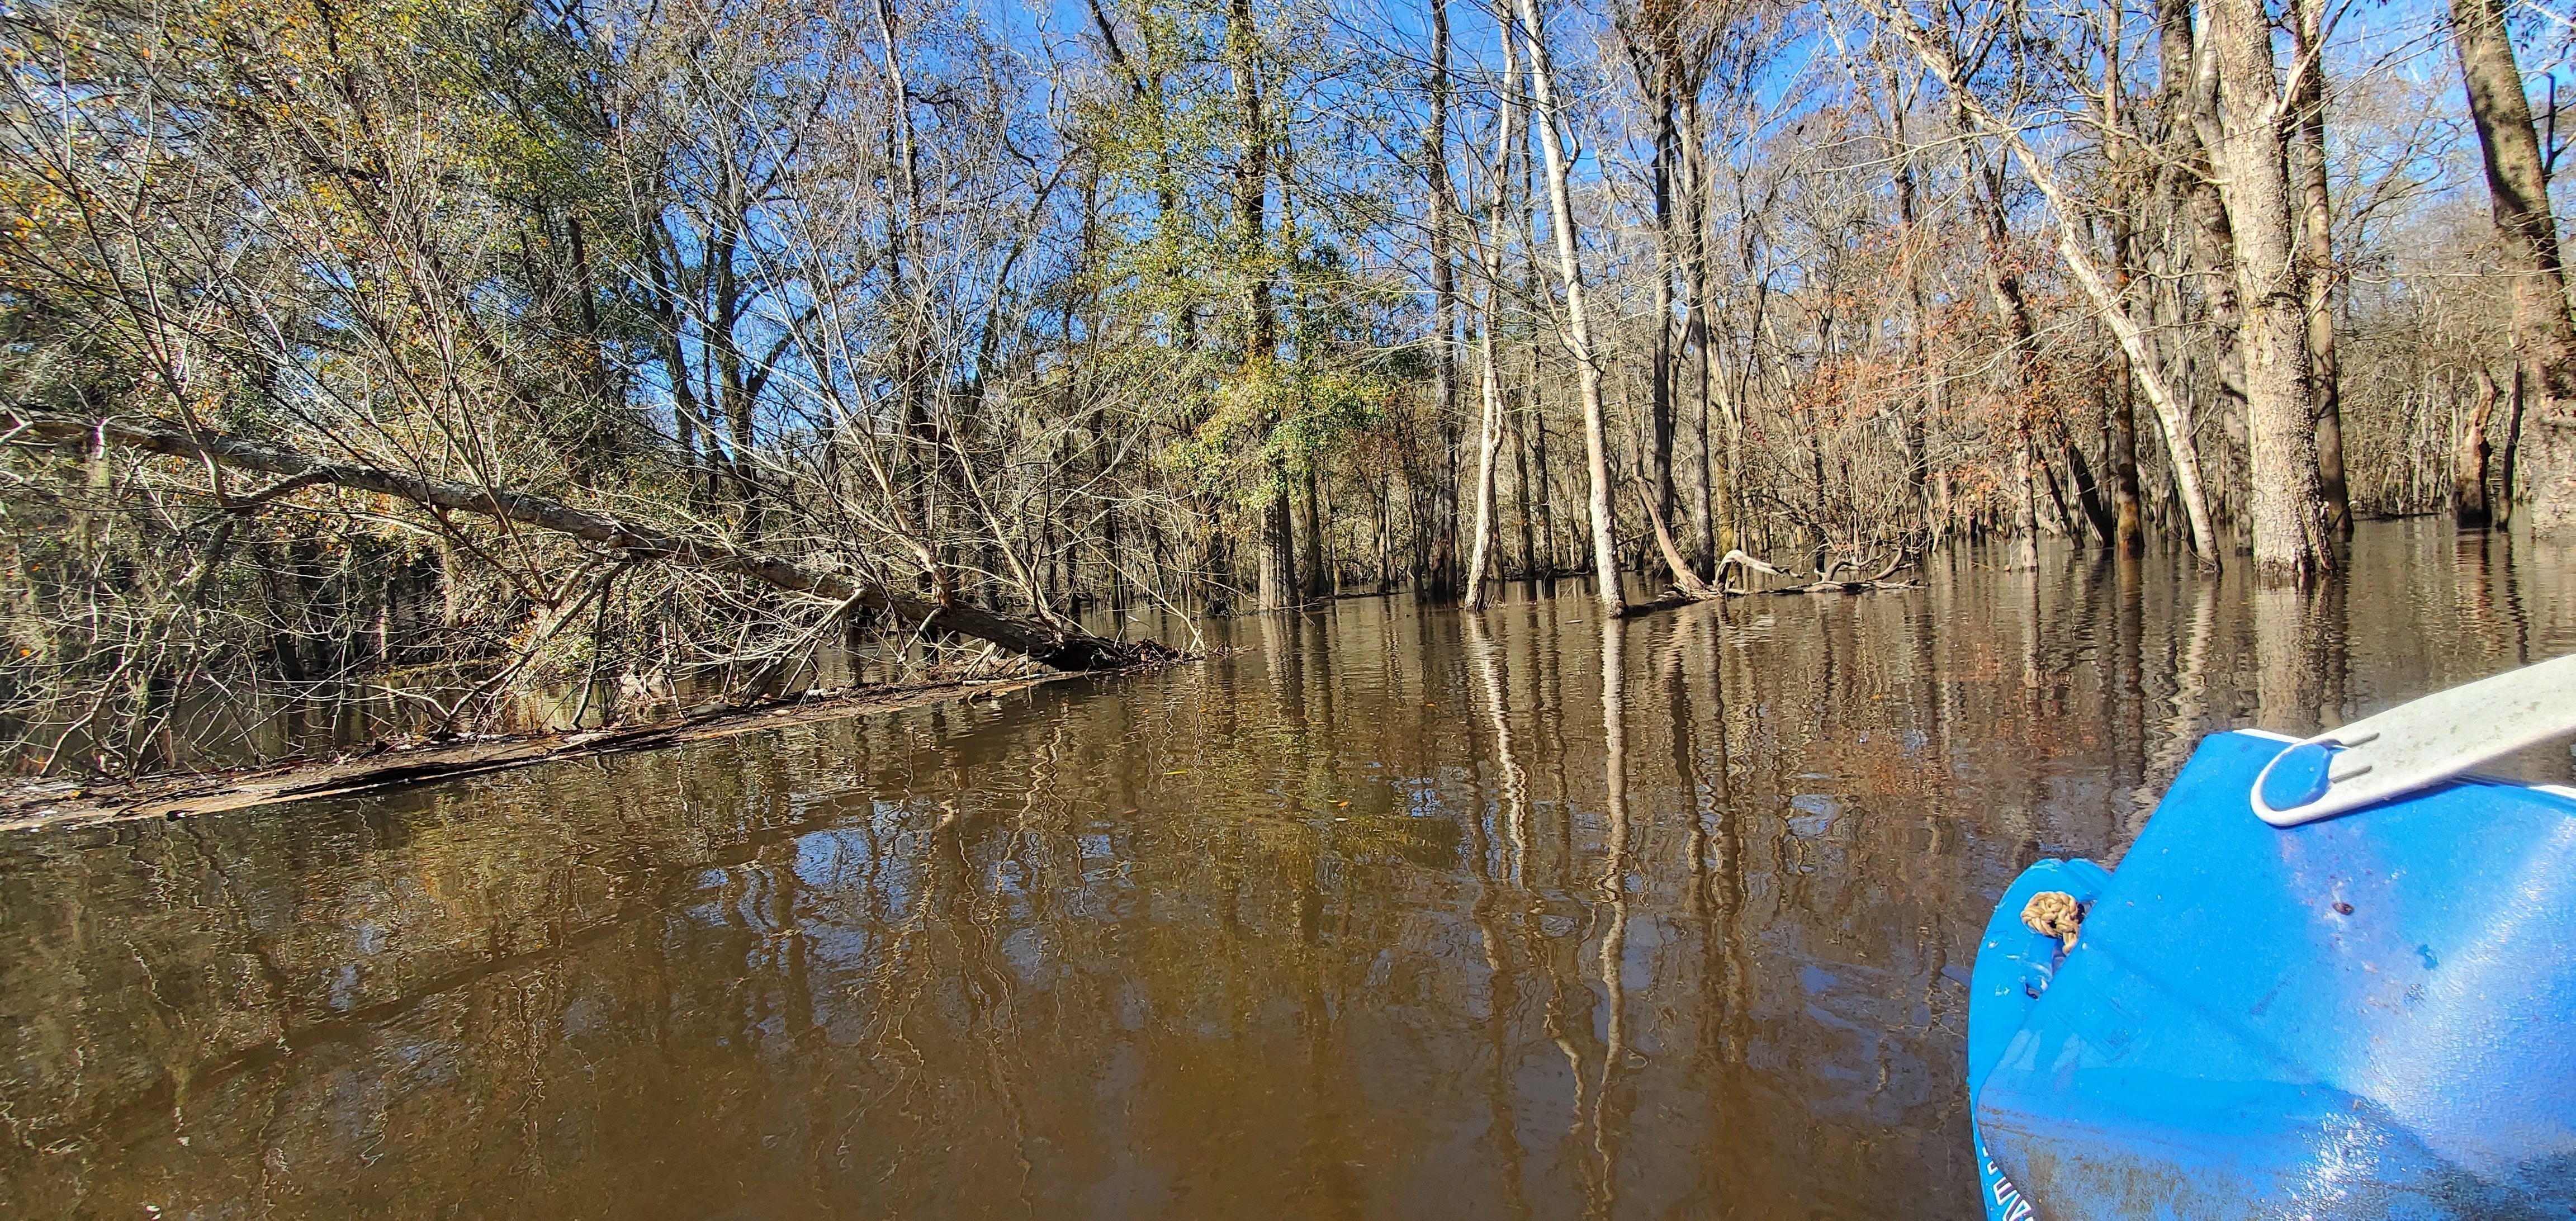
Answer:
0, 671, 1087, 833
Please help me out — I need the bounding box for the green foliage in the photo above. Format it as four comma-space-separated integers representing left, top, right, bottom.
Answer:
1165, 356, 1394, 503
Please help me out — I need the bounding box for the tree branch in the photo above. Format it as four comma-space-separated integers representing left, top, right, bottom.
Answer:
3, 409, 1176, 672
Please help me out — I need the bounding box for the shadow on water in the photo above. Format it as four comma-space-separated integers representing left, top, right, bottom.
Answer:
5, 520, 2575, 1219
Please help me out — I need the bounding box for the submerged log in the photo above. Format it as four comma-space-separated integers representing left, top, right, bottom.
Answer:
4, 409, 1176, 671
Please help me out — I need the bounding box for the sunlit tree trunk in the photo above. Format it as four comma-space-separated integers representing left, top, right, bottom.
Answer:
2107, 221, 2146, 552
2209, 0, 2332, 583
1680, 128, 1725, 565
1618, 24, 1678, 543
1301, 465, 1326, 598
2460, 365, 2500, 527
1464, 18, 1521, 611
1517, 0, 1626, 617
2289, 0, 2349, 537
2156, 0, 2250, 429
1425, 0, 1463, 599
1510, 395, 1539, 578
1530, 348, 1561, 576
1229, 0, 1292, 609
2090, 22, 2148, 554
1889, 73, 1935, 547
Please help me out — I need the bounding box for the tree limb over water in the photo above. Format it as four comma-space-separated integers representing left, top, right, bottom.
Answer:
3, 410, 1176, 674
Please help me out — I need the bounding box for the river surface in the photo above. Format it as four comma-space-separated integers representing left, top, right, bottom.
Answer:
6, 522, 2574, 1219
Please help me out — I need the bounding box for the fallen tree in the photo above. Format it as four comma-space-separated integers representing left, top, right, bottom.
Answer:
1616, 476, 1912, 616
3, 409, 1176, 672
1619, 546, 1916, 618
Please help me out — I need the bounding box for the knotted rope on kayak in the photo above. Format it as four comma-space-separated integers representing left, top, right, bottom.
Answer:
2021, 891, 2083, 949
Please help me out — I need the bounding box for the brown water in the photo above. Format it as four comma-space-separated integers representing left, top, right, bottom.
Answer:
6, 522, 2574, 1220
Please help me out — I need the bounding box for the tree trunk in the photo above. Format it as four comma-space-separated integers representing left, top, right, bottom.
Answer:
1518, 0, 1625, 616
1258, 476, 1295, 609
1464, 18, 1521, 611
1530, 349, 1560, 576
2289, 0, 2350, 537
2107, 226, 2146, 551
2064, 425, 2116, 543
2460, 365, 2500, 527
1636, 50, 1678, 541
1465, 307, 1507, 609
1229, 0, 1293, 611
2501, 365, 2528, 523
1424, 0, 1464, 599
2451, 0, 2576, 536
1376, 481, 1396, 592
1680, 94, 1724, 567
2011, 437, 2041, 570
1890, 73, 1936, 547
2209, 0, 2332, 583
1300, 465, 1327, 599
1510, 392, 1538, 578
1967, 138, 2043, 568
2156, 0, 2251, 423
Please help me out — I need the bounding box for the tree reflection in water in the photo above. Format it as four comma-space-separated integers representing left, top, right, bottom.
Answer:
4, 522, 2573, 1219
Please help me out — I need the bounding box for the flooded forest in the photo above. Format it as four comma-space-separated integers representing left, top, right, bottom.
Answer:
8, 0, 2576, 1213
4, 0, 2576, 761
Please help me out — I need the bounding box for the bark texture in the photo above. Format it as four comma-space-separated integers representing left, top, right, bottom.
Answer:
2459, 366, 2500, 527
1423, 0, 1464, 599
2451, 0, 2576, 536
2290, 0, 2350, 537
2209, 0, 2332, 581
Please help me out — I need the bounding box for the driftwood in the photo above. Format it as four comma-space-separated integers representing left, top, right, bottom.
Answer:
4, 409, 1175, 671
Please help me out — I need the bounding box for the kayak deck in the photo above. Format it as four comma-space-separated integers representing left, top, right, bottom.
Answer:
1968, 730, 2576, 1219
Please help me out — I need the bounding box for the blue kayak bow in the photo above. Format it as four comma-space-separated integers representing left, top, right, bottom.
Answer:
1967, 654, 2576, 1220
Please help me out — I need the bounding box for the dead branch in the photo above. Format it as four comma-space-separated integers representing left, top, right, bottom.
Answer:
1783, 551, 1915, 594
1632, 474, 1717, 598
1714, 548, 1794, 591
4, 409, 1177, 671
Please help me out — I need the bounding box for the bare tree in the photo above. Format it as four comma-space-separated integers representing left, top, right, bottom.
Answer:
1516, 0, 1627, 616
2209, 0, 2333, 581
1464, 6, 1523, 611
1860, 0, 2223, 561
2289, 0, 2351, 536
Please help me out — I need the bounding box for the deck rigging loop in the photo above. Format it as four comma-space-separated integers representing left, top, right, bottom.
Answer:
2251, 652, 2576, 826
